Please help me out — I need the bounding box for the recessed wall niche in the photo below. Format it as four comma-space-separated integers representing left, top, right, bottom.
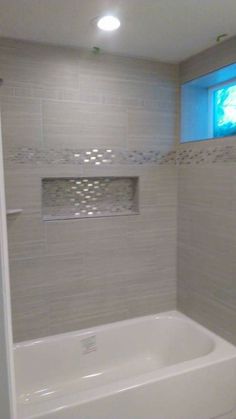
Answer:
42, 177, 139, 221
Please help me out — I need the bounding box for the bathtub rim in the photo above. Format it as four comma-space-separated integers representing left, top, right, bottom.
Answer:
15, 310, 236, 419
13, 310, 235, 350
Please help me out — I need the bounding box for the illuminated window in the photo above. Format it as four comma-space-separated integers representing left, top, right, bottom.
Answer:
213, 82, 236, 138
180, 62, 236, 142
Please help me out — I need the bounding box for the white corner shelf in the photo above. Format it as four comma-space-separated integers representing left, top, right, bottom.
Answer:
6, 209, 22, 216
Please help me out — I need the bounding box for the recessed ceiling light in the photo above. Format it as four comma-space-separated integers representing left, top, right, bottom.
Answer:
97, 15, 121, 32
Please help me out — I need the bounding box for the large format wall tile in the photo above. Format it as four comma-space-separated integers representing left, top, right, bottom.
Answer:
1, 96, 43, 148
8, 163, 177, 341
128, 109, 176, 151
0, 38, 80, 88
180, 36, 236, 83
178, 37, 236, 346
43, 100, 128, 149
177, 163, 236, 345
0, 38, 178, 342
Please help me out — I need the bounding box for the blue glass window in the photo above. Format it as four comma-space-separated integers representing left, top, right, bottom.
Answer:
213, 83, 236, 138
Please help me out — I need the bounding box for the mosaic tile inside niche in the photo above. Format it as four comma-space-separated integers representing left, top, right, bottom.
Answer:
5, 147, 176, 166
42, 177, 139, 220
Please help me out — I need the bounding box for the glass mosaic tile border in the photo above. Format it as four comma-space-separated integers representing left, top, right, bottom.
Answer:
177, 144, 236, 165
5, 144, 236, 167
5, 147, 176, 166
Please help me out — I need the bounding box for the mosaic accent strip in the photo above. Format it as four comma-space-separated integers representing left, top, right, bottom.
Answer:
42, 177, 139, 220
5, 147, 176, 166
5, 144, 236, 167
177, 144, 236, 165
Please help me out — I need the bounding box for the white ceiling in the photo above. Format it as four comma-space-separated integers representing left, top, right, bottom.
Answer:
0, 0, 236, 63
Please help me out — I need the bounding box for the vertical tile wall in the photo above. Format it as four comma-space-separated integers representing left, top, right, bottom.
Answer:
0, 38, 178, 341
178, 36, 236, 345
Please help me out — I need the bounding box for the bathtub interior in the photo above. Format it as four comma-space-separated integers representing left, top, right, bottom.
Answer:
14, 312, 216, 408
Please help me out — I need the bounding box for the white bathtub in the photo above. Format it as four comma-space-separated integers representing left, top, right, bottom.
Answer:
14, 311, 236, 419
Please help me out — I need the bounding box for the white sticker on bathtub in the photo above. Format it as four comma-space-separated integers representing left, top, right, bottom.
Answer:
81, 335, 97, 355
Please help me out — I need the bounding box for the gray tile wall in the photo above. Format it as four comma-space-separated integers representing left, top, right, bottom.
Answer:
177, 139, 236, 345
178, 36, 236, 345
180, 35, 236, 83
0, 38, 178, 342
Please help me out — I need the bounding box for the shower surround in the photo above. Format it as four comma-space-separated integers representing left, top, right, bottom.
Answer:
2, 35, 236, 348
0, 37, 178, 342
